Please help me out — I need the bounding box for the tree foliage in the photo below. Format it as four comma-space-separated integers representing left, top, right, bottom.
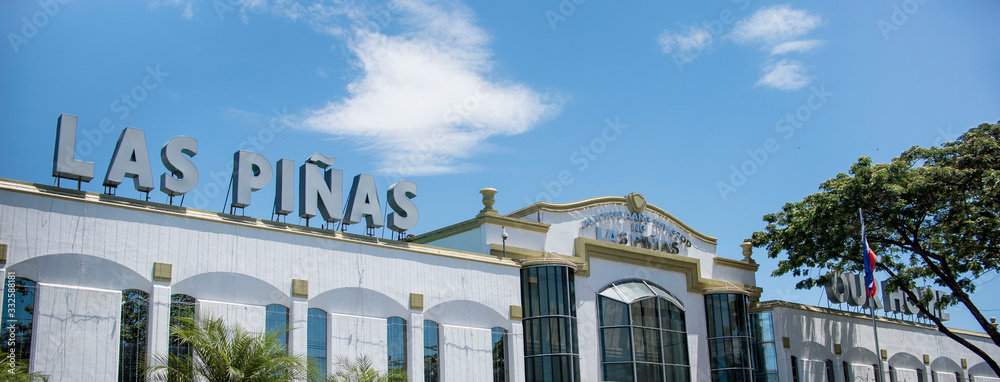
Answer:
327, 355, 408, 382
0, 361, 47, 382
750, 122, 1000, 375
148, 316, 310, 382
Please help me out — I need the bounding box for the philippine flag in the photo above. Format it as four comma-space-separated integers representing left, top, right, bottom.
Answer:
862, 233, 878, 298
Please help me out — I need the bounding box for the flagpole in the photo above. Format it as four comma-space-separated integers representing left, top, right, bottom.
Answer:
861, 209, 885, 382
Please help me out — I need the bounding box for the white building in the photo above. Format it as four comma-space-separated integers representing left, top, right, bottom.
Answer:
1, 176, 997, 382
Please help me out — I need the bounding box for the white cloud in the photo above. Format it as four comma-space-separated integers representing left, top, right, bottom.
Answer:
755, 59, 810, 91
657, 26, 713, 62
770, 40, 823, 55
209, 0, 563, 176
149, 0, 194, 19
731, 5, 821, 46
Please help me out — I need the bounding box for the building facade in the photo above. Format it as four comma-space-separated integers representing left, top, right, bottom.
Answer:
1, 177, 998, 382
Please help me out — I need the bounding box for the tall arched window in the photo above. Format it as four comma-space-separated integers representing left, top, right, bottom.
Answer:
265, 304, 289, 349
308, 308, 328, 379
387, 316, 407, 372
705, 293, 752, 382
424, 320, 440, 382
1, 277, 36, 365
491, 327, 507, 382
598, 279, 690, 382
169, 294, 196, 381
521, 265, 580, 382
120, 289, 149, 382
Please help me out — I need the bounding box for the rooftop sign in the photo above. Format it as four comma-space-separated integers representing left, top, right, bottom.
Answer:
50, 114, 418, 233
825, 272, 950, 321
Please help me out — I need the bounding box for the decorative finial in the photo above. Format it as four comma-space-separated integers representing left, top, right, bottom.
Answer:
479, 188, 498, 215
992, 317, 997, 329
740, 242, 756, 264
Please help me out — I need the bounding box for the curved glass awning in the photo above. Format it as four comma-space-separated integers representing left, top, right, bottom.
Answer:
598, 279, 684, 310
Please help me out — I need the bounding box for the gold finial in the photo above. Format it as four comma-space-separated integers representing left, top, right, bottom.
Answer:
479, 188, 498, 215
740, 242, 756, 264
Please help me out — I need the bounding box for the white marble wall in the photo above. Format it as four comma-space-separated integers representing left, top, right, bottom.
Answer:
440, 324, 493, 381
327, 313, 389, 372
197, 299, 266, 334
0, 186, 523, 380
31, 283, 121, 382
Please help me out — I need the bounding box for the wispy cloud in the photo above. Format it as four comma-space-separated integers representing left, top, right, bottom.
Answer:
770, 40, 823, 55
167, 0, 562, 176
755, 59, 810, 91
657, 26, 713, 63
729, 5, 823, 91
149, 0, 194, 19
731, 5, 821, 46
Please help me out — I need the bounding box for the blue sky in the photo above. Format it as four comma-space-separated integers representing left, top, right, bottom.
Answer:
1, 0, 998, 332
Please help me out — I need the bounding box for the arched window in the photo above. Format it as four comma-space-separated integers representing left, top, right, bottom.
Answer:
424, 320, 440, 382
827, 360, 837, 382
120, 289, 149, 382
521, 265, 580, 382
705, 293, 752, 382
491, 327, 507, 382
169, 294, 196, 381
599, 279, 690, 382
308, 308, 328, 379
387, 316, 407, 372
265, 304, 289, 349
790, 356, 799, 382
1, 277, 36, 365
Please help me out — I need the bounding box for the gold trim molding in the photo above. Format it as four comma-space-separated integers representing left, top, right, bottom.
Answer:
491, 238, 760, 299
408, 213, 549, 244
506, 195, 717, 245
714, 256, 759, 272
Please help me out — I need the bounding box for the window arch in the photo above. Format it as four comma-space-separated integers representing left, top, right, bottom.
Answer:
308, 308, 328, 379
265, 304, 289, 349
169, 294, 197, 381
599, 280, 690, 382
424, 320, 440, 382
120, 289, 149, 382
387, 316, 406, 372
491, 327, 507, 382
1, 277, 36, 365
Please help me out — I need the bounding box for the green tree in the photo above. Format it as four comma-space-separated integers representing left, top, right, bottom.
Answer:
327, 355, 408, 382
0, 361, 47, 382
148, 316, 310, 382
750, 122, 1000, 376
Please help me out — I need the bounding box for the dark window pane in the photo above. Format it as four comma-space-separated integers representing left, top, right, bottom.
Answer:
635, 363, 664, 382
265, 304, 289, 350
308, 308, 328, 379
388, 317, 407, 372
603, 363, 634, 382
119, 289, 149, 382
601, 328, 632, 362
633, 328, 661, 363
424, 320, 440, 382
492, 327, 506, 382
600, 296, 631, 327
631, 298, 658, 328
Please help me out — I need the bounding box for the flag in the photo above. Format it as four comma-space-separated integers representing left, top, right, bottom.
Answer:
860, 211, 879, 298
862, 235, 878, 298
